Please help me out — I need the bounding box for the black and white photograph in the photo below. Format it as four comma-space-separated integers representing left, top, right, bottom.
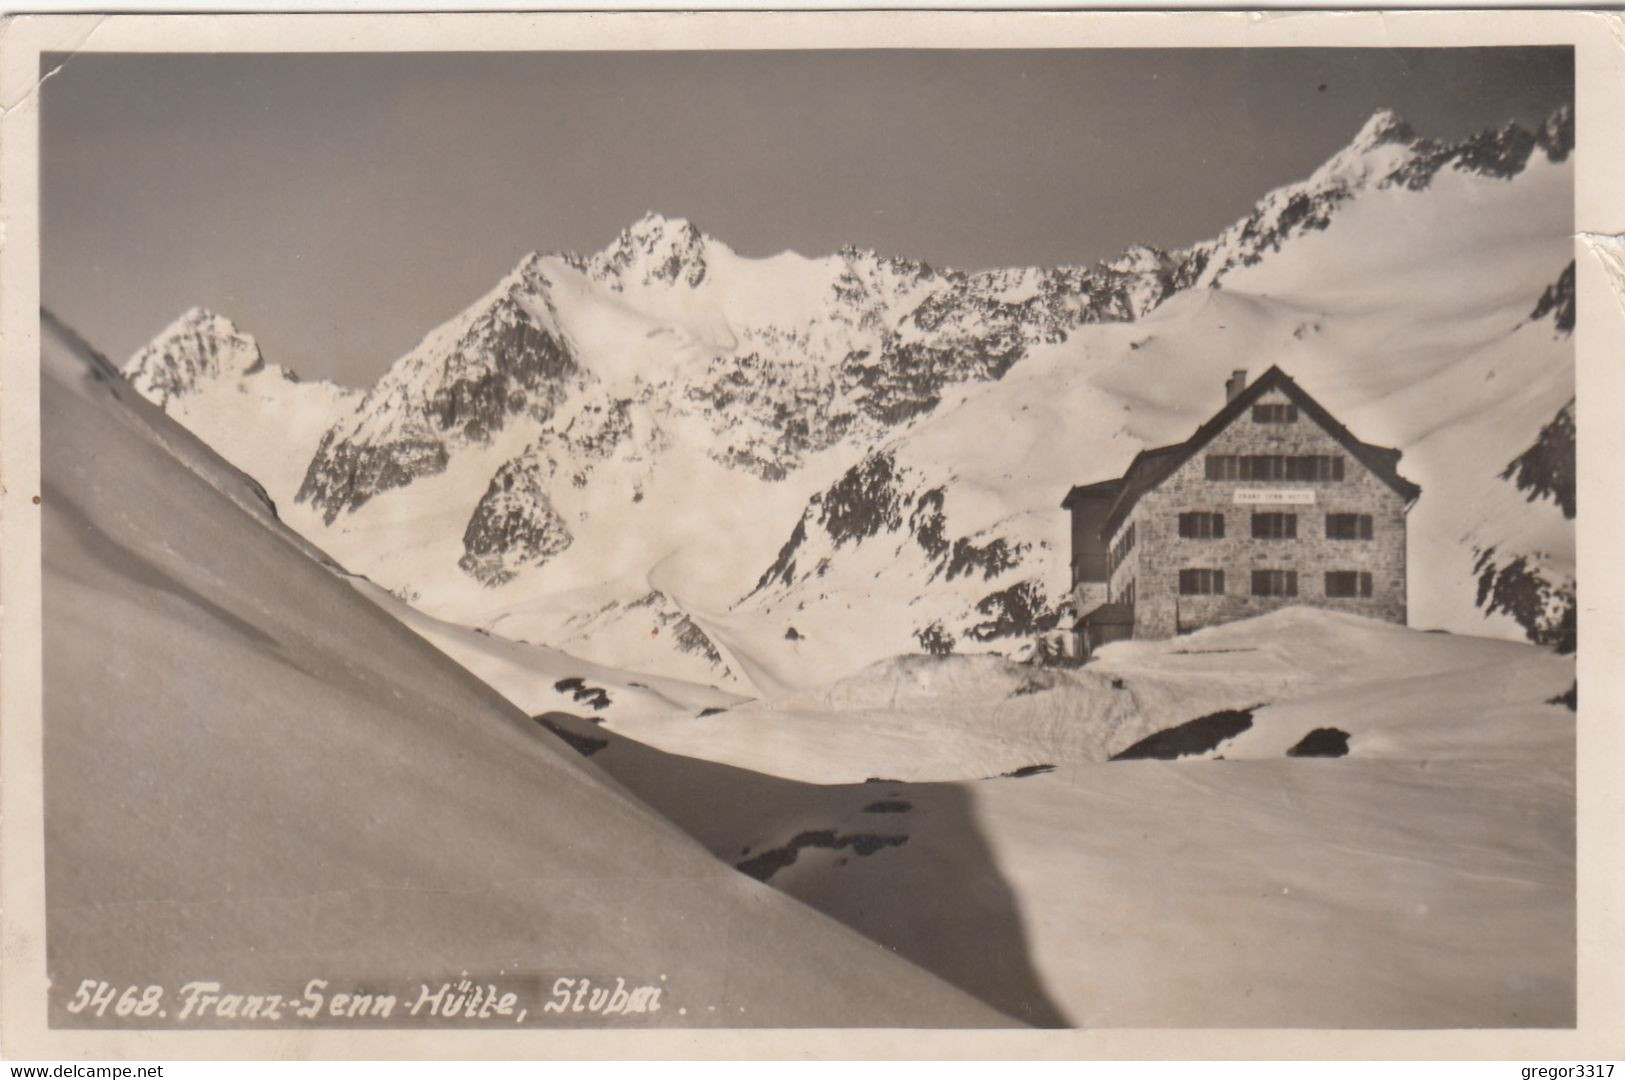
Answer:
1, 9, 1620, 1061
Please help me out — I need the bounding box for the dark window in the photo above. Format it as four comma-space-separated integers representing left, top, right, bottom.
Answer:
1326, 513, 1374, 540
1245, 455, 1286, 481
1253, 403, 1299, 424
1207, 455, 1345, 482
1251, 512, 1298, 539
1178, 568, 1225, 595
1252, 569, 1298, 597
1116, 578, 1136, 607
1325, 571, 1374, 598
1279, 454, 1344, 481
1178, 511, 1225, 539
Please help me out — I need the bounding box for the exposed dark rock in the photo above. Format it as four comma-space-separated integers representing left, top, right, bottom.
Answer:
298, 279, 577, 521
1286, 727, 1351, 758
737, 829, 909, 883
1111, 707, 1258, 761
1383, 107, 1570, 193
459, 452, 573, 585
916, 621, 955, 656
753, 518, 805, 593
551, 676, 611, 712
1501, 399, 1575, 520
818, 450, 906, 548
1473, 548, 1576, 655
941, 535, 1024, 582
297, 431, 450, 524
534, 715, 609, 757
966, 580, 1061, 642
1529, 261, 1576, 335
909, 487, 949, 560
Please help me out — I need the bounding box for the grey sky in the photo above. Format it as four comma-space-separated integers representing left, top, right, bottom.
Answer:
41, 47, 1573, 387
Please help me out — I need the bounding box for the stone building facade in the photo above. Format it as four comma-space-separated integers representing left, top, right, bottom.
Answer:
1063, 367, 1420, 644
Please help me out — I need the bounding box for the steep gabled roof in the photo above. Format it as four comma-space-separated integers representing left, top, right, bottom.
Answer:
1095, 366, 1421, 536
1060, 477, 1122, 510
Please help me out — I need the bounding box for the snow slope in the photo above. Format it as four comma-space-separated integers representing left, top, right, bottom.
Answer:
41, 310, 1012, 1029
539, 605, 1575, 1026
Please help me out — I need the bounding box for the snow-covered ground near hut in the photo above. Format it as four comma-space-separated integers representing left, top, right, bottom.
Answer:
540, 606, 1575, 1028
968, 748, 1573, 1027
585, 607, 1573, 784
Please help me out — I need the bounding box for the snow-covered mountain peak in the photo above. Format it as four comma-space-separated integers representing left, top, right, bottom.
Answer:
1303, 109, 1426, 190
587, 210, 715, 290
628, 209, 702, 241
170, 304, 237, 333
118, 308, 363, 514
1348, 107, 1418, 152
123, 306, 272, 405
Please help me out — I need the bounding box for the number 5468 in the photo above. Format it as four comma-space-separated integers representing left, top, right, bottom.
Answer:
65, 979, 163, 1018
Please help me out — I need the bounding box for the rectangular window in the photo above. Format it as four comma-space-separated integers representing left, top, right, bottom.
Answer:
1325, 571, 1374, 598
1281, 454, 1345, 481
1325, 512, 1374, 540
1208, 454, 1345, 482
1251, 512, 1298, 539
1178, 511, 1225, 539
1253, 403, 1299, 424
1243, 455, 1286, 481
1251, 569, 1298, 597
1178, 568, 1225, 595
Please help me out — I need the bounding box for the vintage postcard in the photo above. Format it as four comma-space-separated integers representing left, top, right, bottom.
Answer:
1, 9, 1621, 1061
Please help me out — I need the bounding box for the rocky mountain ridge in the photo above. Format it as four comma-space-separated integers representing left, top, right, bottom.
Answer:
121, 104, 1577, 690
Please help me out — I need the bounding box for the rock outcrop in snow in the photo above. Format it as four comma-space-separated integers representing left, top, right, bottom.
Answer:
1473, 397, 1576, 653
297, 256, 580, 522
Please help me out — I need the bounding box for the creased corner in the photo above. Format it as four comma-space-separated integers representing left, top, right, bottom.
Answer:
0, 14, 109, 118
1579, 232, 1625, 320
